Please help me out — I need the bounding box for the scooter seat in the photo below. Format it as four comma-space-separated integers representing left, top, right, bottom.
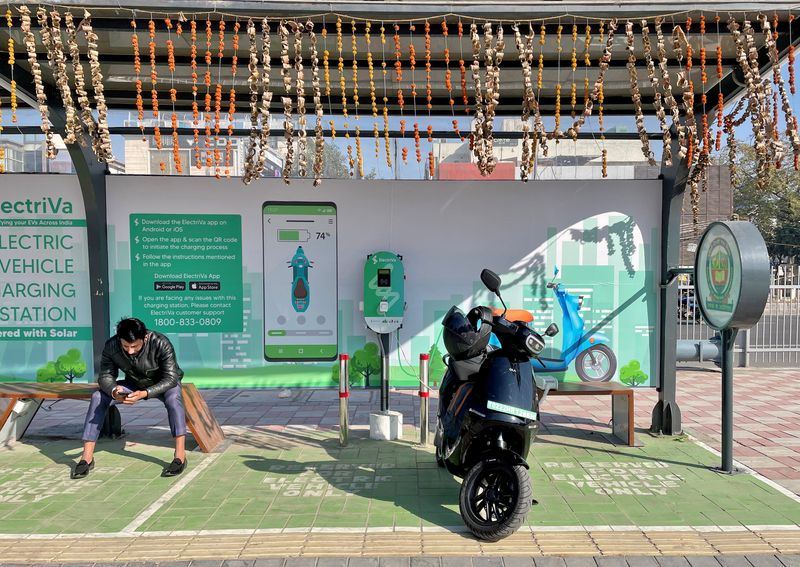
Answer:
491, 308, 534, 323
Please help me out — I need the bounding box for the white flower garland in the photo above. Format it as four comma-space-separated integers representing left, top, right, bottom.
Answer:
308, 20, 325, 186
641, 20, 671, 165
48, 10, 81, 144
626, 21, 655, 165
242, 19, 261, 185
80, 10, 114, 162
255, 18, 273, 181
19, 6, 55, 159
64, 12, 98, 150
280, 21, 294, 184
655, 18, 684, 160
294, 22, 308, 179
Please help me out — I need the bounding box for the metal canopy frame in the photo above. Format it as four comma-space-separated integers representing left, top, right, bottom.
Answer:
2, 0, 798, 437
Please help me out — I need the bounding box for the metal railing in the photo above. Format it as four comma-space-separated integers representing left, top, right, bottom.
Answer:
677, 265, 800, 367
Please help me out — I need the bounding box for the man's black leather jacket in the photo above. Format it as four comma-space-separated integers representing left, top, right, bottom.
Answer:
97, 331, 184, 398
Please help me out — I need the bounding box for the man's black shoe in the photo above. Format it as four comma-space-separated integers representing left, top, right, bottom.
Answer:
162, 457, 186, 477
72, 459, 94, 479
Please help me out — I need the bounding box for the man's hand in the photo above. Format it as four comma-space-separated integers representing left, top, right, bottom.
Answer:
123, 390, 148, 404
111, 387, 128, 402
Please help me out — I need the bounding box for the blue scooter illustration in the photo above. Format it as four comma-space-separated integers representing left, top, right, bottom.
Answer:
489, 268, 617, 382
288, 246, 312, 312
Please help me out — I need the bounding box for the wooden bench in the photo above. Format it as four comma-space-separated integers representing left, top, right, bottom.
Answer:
0, 382, 225, 453
538, 381, 636, 446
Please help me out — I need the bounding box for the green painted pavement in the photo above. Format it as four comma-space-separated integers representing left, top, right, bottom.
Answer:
1, 429, 799, 535
0, 439, 210, 534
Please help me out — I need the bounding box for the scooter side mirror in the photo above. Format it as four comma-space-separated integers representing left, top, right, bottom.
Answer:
480, 269, 502, 294
545, 323, 559, 337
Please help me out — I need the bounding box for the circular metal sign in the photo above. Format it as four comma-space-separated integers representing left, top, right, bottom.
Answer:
694, 221, 770, 330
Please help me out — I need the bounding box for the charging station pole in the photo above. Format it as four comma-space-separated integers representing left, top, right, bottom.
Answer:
364, 251, 405, 440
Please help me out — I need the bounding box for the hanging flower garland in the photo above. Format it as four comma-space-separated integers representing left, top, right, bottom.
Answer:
243, 18, 261, 184
64, 12, 99, 152
280, 21, 295, 183
321, 25, 331, 100
655, 18, 684, 160
190, 20, 201, 169
295, 21, 309, 179
166, 19, 183, 175
715, 16, 724, 152
729, 17, 770, 187
414, 122, 421, 163
19, 6, 55, 159
626, 21, 655, 165
380, 22, 392, 170
761, 15, 800, 164
365, 22, 379, 162
351, 20, 363, 178
225, 21, 240, 178
212, 19, 225, 178
571, 24, 578, 117
458, 20, 469, 112
81, 10, 113, 162
790, 15, 796, 96
146, 18, 162, 154
470, 23, 487, 171
699, 15, 710, 156
672, 25, 698, 165
424, 21, 432, 110
308, 20, 325, 186
641, 20, 670, 166
43, 10, 80, 144
254, 18, 273, 181
513, 22, 535, 181
564, 19, 618, 141
7, 10, 16, 124
393, 24, 404, 112
131, 19, 146, 142
203, 19, 214, 168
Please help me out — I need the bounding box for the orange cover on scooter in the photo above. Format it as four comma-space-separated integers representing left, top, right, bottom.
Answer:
491, 308, 534, 323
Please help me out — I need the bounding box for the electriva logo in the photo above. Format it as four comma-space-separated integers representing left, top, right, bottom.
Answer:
0, 197, 74, 215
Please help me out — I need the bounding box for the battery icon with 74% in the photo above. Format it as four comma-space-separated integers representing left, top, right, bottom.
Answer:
277, 229, 310, 242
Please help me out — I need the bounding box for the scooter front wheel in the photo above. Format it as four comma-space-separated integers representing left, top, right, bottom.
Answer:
458, 459, 531, 542
575, 344, 617, 382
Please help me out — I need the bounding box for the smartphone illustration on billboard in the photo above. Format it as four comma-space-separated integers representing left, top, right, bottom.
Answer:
262, 202, 338, 361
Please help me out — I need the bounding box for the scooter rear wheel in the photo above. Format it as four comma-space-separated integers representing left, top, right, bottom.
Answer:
458, 459, 531, 542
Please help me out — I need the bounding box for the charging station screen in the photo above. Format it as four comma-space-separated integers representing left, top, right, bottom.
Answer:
262, 202, 338, 361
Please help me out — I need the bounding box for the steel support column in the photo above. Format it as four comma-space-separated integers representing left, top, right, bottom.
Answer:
650, 130, 690, 436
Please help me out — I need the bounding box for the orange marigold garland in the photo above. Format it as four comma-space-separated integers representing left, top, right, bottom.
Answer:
393, 24, 405, 112
166, 19, 183, 175
145, 18, 163, 159
424, 21, 432, 110
791, 15, 797, 95
6, 10, 15, 124
131, 20, 145, 140
203, 19, 213, 170
351, 20, 360, 117
458, 20, 468, 112
190, 20, 201, 169
414, 122, 421, 162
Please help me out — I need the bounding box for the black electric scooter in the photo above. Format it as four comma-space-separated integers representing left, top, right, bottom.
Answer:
434, 269, 558, 541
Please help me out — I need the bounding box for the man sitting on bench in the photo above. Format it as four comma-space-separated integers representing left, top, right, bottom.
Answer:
73, 318, 188, 479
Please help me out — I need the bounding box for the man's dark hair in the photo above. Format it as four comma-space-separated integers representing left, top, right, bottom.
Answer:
116, 318, 147, 342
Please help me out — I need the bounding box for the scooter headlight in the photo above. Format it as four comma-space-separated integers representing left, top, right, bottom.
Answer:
525, 333, 545, 356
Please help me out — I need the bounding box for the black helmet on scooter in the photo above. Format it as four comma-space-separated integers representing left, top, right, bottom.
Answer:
442, 305, 491, 361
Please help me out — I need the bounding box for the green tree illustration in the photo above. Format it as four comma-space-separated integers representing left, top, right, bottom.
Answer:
428, 344, 446, 386
36, 361, 61, 383
36, 349, 87, 383
351, 342, 381, 388
619, 360, 648, 387
330, 342, 382, 388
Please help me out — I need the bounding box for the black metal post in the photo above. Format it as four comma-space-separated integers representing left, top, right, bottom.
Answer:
651, 129, 690, 436
379, 332, 390, 412
720, 327, 738, 473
